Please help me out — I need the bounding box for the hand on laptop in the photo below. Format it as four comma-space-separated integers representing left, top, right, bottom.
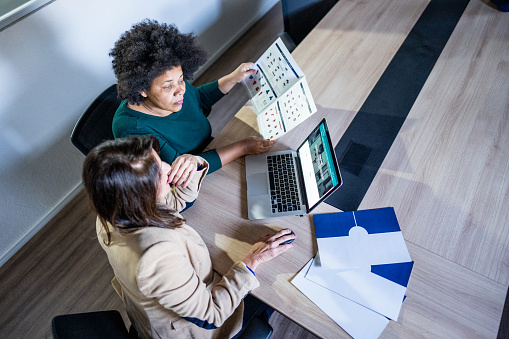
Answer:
242, 229, 295, 272
241, 136, 275, 155
215, 136, 275, 169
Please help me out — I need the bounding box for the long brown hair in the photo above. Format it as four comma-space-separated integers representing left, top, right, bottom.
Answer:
82, 136, 184, 245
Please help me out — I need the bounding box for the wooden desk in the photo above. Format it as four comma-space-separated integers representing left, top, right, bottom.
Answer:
185, 0, 509, 337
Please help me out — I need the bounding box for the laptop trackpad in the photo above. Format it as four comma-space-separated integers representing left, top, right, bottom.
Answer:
247, 173, 269, 196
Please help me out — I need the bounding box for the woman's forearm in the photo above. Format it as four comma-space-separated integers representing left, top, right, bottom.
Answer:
217, 63, 256, 94
216, 137, 276, 166
216, 141, 247, 166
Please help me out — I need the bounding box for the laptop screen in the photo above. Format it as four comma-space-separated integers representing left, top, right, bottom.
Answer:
297, 119, 342, 210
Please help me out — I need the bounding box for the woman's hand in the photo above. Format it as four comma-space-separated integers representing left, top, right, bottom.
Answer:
218, 62, 256, 94
168, 154, 198, 188
216, 136, 275, 167
242, 229, 295, 272
241, 136, 276, 155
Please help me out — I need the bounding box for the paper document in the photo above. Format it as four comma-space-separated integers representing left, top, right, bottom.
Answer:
242, 37, 317, 140
292, 258, 390, 338
306, 253, 413, 320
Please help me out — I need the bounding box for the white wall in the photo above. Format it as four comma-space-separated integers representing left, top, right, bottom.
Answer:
0, 0, 278, 267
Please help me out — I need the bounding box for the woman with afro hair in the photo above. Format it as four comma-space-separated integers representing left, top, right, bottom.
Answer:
110, 19, 275, 178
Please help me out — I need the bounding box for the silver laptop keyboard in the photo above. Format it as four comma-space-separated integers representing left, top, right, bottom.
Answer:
267, 154, 301, 213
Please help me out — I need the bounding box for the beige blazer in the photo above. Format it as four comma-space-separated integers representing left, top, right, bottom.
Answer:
96, 159, 260, 338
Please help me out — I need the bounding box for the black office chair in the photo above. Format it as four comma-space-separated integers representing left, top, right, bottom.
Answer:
51, 310, 136, 339
281, 0, 339, 49
51, 311, 273, 339
71, 84, 122, 155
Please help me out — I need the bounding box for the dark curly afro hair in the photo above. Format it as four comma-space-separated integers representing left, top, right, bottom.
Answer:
110, 19, 208, 105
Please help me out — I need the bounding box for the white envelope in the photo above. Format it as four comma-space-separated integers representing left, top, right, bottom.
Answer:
305, 253, 413, 320
292, 258, 389, 339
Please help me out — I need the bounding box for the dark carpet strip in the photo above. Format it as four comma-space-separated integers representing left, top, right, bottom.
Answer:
498, 285, 509, 338
325, 0, 470, 212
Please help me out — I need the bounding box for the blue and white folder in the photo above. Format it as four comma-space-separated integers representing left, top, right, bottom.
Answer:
308, 208, 413, 320
313, 207, 411, 269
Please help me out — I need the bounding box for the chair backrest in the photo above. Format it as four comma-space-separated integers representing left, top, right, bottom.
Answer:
281, 0, 338, 47
71, 84, 122, 155
51, 310, 132, 339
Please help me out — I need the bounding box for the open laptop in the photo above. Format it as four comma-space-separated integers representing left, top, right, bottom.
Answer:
245, 118, 342, 220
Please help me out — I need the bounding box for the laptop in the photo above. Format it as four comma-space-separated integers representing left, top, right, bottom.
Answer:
245, 118, 342, 220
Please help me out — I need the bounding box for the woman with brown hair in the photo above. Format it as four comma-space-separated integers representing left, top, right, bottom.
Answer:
82, 136, 294, 338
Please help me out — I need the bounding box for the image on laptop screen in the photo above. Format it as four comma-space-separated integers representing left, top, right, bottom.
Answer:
298, 120, 341, 209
